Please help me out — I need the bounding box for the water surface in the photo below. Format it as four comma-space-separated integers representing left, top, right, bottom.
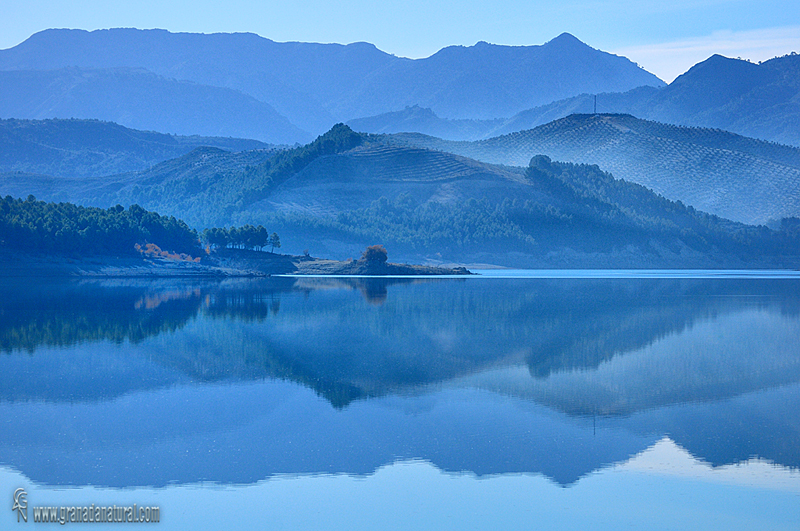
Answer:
1, 273, 798, 529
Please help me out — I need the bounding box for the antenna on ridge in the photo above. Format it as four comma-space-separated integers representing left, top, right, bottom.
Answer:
594, 94, 597, 115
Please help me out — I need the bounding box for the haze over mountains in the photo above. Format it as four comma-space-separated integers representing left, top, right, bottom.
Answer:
388, 114, 800, 226
0, 67, 311, 145
0, 29, 663, 141
0, 118, 271, 178
351, 54, 800, 147
1, 28, 799, 267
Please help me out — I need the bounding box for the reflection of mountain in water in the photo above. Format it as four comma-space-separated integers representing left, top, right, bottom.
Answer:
460, 304, 800, 417
1, 275, 799, 486
2, 377, 798, 488
224, 278, 800, 410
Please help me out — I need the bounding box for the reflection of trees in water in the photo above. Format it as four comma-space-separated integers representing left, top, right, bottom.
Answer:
0, 278, 300, 352
134, 287, 201, 310
201, 280, 292, 321
291, 277, 441, 306
0, 280, 206, 352
524, 280, 800, 380
360, 280, 388, 305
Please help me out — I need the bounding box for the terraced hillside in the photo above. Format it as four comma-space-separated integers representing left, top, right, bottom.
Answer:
389, 114, 800, 225
259, 144, 527, 217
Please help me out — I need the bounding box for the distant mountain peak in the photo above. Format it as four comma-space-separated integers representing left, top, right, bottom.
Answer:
671, 52, 763, 89
682, 53, 757, 71
345, 41, 379, 51
546, 33, 588, 48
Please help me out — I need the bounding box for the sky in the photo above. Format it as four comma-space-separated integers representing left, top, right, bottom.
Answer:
1, 0, 799, 82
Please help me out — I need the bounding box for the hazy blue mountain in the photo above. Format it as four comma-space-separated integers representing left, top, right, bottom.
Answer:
336, 34, 664, 121
458, 54, 800, 146
389, 114, 800, 226
0, 118, 272, 178
648, 53, 800, 145
347, 90, 659, 141
484, 86, 660, 137
347, 105, 502, 141
0, 29, 665, 135
0, 67, 312, 144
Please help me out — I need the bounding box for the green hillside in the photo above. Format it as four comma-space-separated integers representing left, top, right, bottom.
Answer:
0, 124, 363, 227
389, 114, 800, 226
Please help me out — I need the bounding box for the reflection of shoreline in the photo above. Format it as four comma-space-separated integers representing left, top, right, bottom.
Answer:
292, 276, 454, 305
0, 276, 446, 353
3, 278, 799, 405
0, 279, 207, 353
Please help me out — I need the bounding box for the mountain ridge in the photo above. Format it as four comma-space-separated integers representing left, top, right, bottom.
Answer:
350, 52, 800, 147
0, 28, 665, 137
0, 67, 312, 144
0, 117, 274, 178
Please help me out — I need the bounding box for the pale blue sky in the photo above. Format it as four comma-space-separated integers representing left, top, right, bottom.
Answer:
2, 0, 799, 81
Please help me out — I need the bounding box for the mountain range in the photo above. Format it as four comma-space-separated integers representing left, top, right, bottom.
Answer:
350, 53, 800, 147
1, 27, 799, 267
0, 29, 664, 141
0, 67, 311, 145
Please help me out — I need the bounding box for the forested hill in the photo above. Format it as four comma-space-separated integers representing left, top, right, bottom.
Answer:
253, 152, 799, 267
3, 123, 799, 268
0, 196, 201, 257
0, 124, 365, 228
0, 118, 273, 178
388, 114, 800, 226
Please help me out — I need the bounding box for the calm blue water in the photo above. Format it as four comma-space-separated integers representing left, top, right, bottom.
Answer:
1, 273, 799, 529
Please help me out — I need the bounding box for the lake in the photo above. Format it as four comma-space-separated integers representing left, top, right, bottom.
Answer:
1, 271, 799, 530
